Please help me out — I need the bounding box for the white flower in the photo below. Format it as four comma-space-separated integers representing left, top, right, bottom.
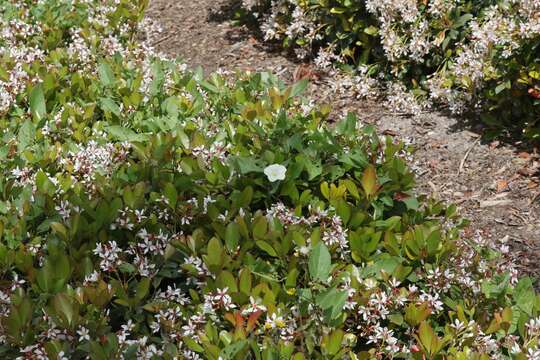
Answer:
77, 326, 90, 342
264, 164, 287, 182
264, 313, 286, 330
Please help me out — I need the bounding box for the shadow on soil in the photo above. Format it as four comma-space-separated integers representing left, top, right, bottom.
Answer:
206, 0, 539, 153
445, 110, 539, 153
206, 0, 306, 64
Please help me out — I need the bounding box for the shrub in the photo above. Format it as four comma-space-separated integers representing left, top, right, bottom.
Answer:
240, 0, 540, 139
0, 0, 539, 359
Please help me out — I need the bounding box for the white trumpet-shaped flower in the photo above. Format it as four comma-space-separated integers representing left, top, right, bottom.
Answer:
264, 164, 287, 182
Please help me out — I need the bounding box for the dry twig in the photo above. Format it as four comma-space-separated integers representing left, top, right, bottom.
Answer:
458, 137, 481, 175
152, 33, 175, 47
529, 191, 540, 205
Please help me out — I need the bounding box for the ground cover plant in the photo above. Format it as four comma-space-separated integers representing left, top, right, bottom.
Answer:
239, 0, 540, 139
0, 0, 539, 359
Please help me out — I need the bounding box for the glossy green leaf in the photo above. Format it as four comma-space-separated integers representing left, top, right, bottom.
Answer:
309, 242, 331, 281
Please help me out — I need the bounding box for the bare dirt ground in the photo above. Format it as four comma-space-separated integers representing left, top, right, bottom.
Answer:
146, 0, 540, 281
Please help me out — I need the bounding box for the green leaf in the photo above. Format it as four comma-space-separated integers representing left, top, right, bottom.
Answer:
0, 201, 8, 214
239, 186, 253, 207
280, 180, 299, 201
106, 125, 148, 142
417, 321, 441, 356
320, 182, 330, 199
118, 263, 136, 274
342, 179, 360, 199
325, 329, 344, 355
183, 337, 204, 352
336, 200, 351, 224
217, 271, 238, 292
198, 80, 219, 94
426, 229, 441, 255
234, 156, 262, 174
315, 288, 339, 309
50, 222, 68, 240
514, 277, 535, 315
205, 237, 223, 267
454, 13, 473, 27
100, 98, 121, 117
163, 182, 177, 208
329, 7, 346, 14
135, 277, 150, 300
405, 303, 431, 326
315, 288, 347, 320
29, 84, 46, 120
18, 120, 36, 150
289, 78, 309, 98
285, 268, 299, 289
402, 196, 419, 210
239, 268, 252, 295
225, 222, 240, 252
309, 242, 331, 281
495, 81, 511, 94
52, 293, 77, 326
98, 62, 115, 87
364, 25, 379, 35
162, 97, 180, 117
35, 170, 51, 194
304, 160, 322, 180
220, 340, 248, 359
252, 216, 268, 240
388, 313, 404, 326
255, 240, 278, 257
336, 112, 357, 136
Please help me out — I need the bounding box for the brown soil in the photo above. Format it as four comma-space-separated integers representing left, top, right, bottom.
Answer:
146, 0, 540, 281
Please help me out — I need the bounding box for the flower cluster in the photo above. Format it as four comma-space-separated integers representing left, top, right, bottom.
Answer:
59, 141, 131, 192
241, 0, 540, 134
267, 202, 349, 256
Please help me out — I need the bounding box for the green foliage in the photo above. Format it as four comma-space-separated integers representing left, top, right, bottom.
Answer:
0, 0, 538, 359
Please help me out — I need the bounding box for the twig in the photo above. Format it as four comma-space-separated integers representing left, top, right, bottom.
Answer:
458, 137, 481, 175
427, 181, 438, 194
529, 191, 540, 205
151, 33, 175, 47
494, 219, 521, 227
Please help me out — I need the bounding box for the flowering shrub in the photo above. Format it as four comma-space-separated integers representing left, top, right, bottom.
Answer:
0, 0, 539, 359
240, 0, 540, 138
